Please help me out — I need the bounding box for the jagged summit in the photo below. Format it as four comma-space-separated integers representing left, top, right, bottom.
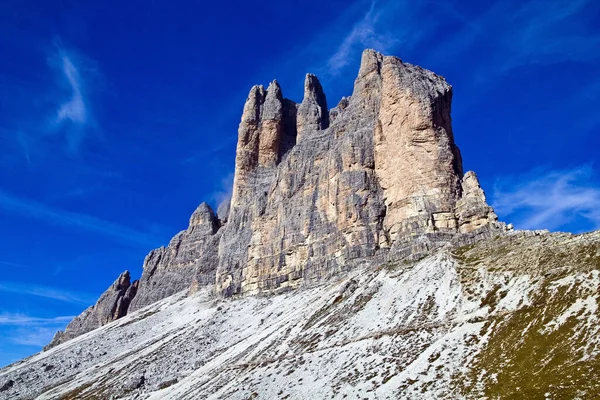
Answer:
297, 73, 329, 139
46, 49, 509, 348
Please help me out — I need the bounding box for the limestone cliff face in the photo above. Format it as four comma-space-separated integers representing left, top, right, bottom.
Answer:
373, 51, 463, 238
47, 50, 509, 348
216, 49, 507, 296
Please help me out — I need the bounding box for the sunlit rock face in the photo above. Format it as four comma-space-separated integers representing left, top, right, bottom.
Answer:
217, 49, 508, 296
47, 49, 510, 346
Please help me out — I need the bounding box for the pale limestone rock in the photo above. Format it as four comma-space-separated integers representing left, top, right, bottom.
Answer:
189, 202, 218, 233
373, 52, 463, 240
329, 96, 350, 124
50, 49, 510, 346
215, 49, 507, 296
231, 85, 265, 208
456, 171, 499, 233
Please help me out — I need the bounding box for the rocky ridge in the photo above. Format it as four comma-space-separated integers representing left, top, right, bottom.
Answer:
47, 49, 509, 348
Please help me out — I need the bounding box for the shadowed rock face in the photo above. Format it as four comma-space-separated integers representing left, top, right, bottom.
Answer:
128, 202, 220, 312
47, 50, 509, 347
296, 73, 329, 141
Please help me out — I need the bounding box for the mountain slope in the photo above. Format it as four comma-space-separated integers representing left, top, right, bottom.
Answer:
2, 230, 599, 399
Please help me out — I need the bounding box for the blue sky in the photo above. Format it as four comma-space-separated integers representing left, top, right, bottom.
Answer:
0, 0, 599, 366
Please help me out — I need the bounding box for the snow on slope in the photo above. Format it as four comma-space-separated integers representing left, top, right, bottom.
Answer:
1, 231, 599, 399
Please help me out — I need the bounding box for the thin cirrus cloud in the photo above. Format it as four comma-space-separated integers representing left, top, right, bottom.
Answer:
492, 166, 600, 232
49, 48, 95, 154
0, 314, 74, 351
0, 189, 162, 248
323, 0, 439, 76
8, 327, 62, 347
55, 53, 86, 125
321, 0, 599, 83
423, 0, 600, 80
10, 46, 97, 162
0, 313, 74, 326
0, 281, 97, 305
325, 0, 399, 74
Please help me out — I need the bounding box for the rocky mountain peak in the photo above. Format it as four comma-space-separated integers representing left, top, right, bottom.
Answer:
296, 73, 329, 140
45, 49, 510, 347
188, 202, 218, 233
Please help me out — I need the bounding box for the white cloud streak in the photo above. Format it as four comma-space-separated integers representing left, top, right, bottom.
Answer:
326, 1, 399, 74
426, 0, 600, 79
0, 281, 97, 305
0, 314, 74, 349
492, 166, 600, 232
49, 48, 95, 154
55, 54, 87, 125
0, 189, 161, 248
0, 313, 74, 326
10, 327, 61, 347
324, 0, 439, 76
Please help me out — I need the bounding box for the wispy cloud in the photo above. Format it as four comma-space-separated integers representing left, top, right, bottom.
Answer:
209, 172, 234, 211
0, 260, 28, 269
324, 0, 441, 76
326, 1, 399, 74
0, 313, 74, 349
426, 0, 600, 80
55, 53, 86, 125
48, 45, 97, 155
45, 184, 106, 204
10, 328, 62, 347
2, 44, 99, 163
492, 166, 600, 232
0, 189, 162, 248
0, 281, 97, 305
0, 313, 74, 326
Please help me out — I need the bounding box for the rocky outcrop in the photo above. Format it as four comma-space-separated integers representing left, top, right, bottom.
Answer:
128, 202, 220, 312
456, 171, 500, 233
46, 203, 221, 348
296, 74, 329, 141
372, 50, 463, 238
48, 49, 511, 348
45, 271, 137, 349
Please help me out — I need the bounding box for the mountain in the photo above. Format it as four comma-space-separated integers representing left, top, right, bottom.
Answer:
1, 50, 598, 399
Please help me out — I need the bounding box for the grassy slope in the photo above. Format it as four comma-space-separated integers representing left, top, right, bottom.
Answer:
453, 231, 600, 399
